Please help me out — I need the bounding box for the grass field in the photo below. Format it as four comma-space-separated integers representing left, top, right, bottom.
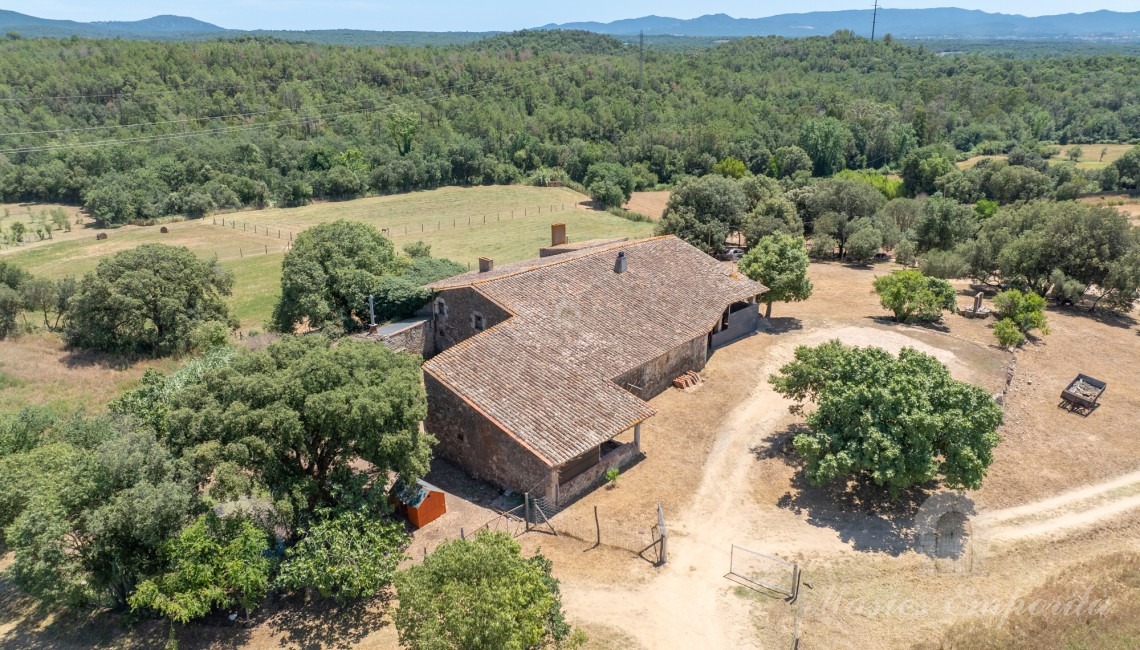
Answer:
958, 143, 1136, 170
1, 186, 654, 327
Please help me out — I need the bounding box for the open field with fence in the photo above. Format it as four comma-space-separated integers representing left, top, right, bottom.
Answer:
0, 186, 654, 327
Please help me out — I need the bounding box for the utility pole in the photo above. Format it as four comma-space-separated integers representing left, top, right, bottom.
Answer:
871, 0, 880, 41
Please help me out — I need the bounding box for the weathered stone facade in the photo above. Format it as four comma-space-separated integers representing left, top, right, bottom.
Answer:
378, 319, 433, 358
431, 286, 511, 354
424, 373, 553, 496
556, 438, 640, 503
613, 333, 710, 402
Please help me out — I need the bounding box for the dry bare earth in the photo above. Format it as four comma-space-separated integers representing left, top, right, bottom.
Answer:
546, 261, 1140, 648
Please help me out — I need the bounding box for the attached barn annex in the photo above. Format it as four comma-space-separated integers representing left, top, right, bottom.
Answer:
420, 235, 767, 505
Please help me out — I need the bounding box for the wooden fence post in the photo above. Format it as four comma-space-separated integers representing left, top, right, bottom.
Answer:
594, 506, 600, 546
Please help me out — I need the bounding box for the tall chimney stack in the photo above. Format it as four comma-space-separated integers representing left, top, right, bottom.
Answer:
478, 257, 494, 273
551, 223, 567, 246
614, 251, 628, 274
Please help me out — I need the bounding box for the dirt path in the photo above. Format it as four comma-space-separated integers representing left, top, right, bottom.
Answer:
563, 325, 965, 647
980, 469, 1140, 541
562, 323, 1140, 648
563, 366, 788, 648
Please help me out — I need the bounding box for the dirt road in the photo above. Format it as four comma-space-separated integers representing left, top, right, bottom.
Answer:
561, 324, 1140, 648
980, 469, 1140, 541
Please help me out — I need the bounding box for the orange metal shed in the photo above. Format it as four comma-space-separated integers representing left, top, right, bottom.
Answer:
390, 479, 447, 529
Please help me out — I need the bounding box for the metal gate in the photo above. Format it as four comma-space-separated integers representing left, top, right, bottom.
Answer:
729, 545, 801, 600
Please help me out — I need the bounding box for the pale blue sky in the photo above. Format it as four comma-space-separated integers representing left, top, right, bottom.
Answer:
4, 1, 1135, 32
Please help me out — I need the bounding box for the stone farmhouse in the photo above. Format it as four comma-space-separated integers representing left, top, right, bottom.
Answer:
385, 230, 767, 505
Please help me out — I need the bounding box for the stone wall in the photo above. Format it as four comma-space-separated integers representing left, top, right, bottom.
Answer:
379, 319, 433, 359
556, 440, 641, 504
613, 333, 709, 401
432, 287, 511, 355
423, 372, 554, 497
711, 303, 759, 348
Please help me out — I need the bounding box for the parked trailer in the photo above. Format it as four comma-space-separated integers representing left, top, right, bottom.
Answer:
1059, 374, 1107, 415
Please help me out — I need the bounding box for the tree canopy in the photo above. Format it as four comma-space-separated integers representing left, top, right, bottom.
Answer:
394, 531, 574, 650
272, 220, 397, 333
770, 340, 1003, 495
738, 233, 813, 317
144, 336, 432, 530
62, 244, 235, 356
873, 270, 957, 322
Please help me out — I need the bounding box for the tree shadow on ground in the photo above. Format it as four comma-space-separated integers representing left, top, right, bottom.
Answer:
758, 317, 803, 335
262, 595, 392, 650
863, 314, 951, 334
61, 347, 144, 371
0, 577, 164, 650
1048, 303, 1138, 330
753, 424, 935, 556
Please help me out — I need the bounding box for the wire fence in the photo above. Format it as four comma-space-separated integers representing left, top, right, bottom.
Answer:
209, 201, 591, 245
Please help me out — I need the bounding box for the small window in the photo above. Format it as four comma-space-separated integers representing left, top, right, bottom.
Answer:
457, 432, 466, 442
435, 298, 447, 317
472, 312, 485, 332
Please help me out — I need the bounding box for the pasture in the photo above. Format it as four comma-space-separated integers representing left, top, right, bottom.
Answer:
957, 143, 1135, 170
0, 186, 655, 327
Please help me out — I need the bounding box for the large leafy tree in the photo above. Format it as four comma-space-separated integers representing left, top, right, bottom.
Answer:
275, 510, 409, 602
62, 244, 236, 356
394, 531, 574, 650
272, 220, 397, 333
130, 514, 272, 643
799, 117, 854, 177
770, 340, 1003, 495
656, 175, 749, 254
873, 270, 957, 323
158, 336, 432, 529
738, 233, 813, 318
4, 427, 198, 609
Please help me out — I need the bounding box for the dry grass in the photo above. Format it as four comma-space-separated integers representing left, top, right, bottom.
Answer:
0, 333, 174, 412
920, 551, 1140, 650
623, 191, 670, 221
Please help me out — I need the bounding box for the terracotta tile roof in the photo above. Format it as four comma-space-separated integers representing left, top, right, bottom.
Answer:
423, 236, 767, 467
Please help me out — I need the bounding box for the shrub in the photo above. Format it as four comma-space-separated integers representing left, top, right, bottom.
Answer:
588, 180, 626, 209
919, 249, 969, 279
809, 234, 838, 260
873, 270, 957, 323
993, 289, 1049, 336
402, 241, 432, 258
993, 318, 1025, 349
844, 228, 882, 264
276, 511, 409, 602
894, 239, 917, 267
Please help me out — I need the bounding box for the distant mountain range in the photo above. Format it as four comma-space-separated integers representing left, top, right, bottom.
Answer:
0, 11, 226, 38
2, 8, 1140, 42
541, 9, 1140, 39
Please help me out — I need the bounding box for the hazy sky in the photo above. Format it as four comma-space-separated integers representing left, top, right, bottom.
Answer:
7, 1, 1136, 32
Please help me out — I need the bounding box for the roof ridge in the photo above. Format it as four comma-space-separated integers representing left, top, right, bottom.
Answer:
435, 235, 678, 290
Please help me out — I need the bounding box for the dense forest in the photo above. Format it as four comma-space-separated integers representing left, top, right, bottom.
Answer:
0, 30, 1138, 226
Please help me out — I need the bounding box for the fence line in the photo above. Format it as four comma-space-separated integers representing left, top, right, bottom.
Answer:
207, 201, 593, 248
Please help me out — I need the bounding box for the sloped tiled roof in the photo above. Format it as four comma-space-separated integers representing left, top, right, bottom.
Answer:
423, 236, 767, 467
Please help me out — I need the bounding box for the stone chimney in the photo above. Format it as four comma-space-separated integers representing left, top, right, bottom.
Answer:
614, 250, 628, 274
478, 257, 494, 273
551, 223, 567, 246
